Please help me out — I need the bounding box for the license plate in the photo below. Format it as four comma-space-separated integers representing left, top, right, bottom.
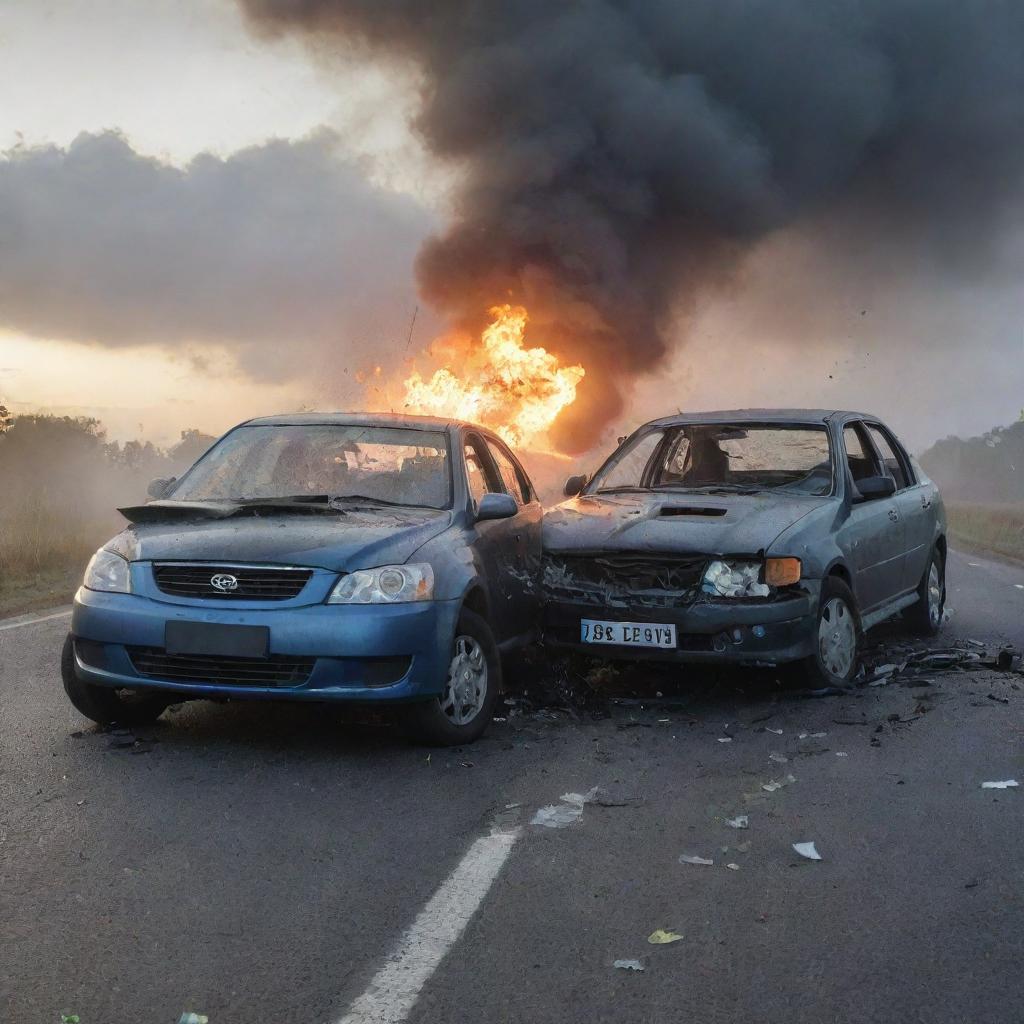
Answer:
580, 619, 677, 648
165, 621, 269, 658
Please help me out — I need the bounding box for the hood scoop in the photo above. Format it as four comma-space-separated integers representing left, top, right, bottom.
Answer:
659, 505, 727, 518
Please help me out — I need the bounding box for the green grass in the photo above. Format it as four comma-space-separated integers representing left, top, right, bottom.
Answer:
0, 496, 113, 617
945, 501, 1024, 563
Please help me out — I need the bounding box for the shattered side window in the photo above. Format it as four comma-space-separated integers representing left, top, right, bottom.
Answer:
464, 439, 500, 505
591, 430, 665, 491
843, 425, 876, 483
485, 439, 527, 505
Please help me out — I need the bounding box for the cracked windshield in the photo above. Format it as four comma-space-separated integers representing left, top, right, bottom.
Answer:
172, 424, 451, 508
592, 424, 833, 495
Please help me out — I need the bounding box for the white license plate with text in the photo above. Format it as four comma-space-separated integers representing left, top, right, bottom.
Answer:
580, 619, 677, 648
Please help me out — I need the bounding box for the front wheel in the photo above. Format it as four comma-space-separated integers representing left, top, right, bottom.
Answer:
905, 546, 945, 637
401, 609, 501, 746
800, 578, 861, 687
61, 635, 171, 727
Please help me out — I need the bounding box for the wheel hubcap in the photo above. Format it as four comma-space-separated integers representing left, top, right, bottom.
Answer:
440, 635, 487, 726
818, 597, 856, 678
926, 561, 943, 627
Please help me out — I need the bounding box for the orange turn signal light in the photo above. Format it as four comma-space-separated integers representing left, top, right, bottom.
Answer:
765, 557, 801, 587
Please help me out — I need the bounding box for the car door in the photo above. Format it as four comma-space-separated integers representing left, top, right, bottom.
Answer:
484, 434, 543, 619
463, 432, 531, 642
864, 422, 932, 593
837, 421, 907, 612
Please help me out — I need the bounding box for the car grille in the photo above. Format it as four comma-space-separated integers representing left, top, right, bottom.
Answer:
152, 563, 313, 601
543, 553, 707, 608
127, 647, 315, 687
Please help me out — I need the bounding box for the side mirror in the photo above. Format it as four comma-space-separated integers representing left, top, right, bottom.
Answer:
855, 475, 896, 501
476, 492, 518, 521
147, 476, 176, 499
563, 474, 588, 498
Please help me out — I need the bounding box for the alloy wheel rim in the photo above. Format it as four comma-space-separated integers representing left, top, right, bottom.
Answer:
440, 635, 487, 726
927, 562, 943, 627
818, 597, 856, 678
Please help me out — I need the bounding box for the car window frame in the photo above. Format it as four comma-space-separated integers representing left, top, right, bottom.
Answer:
862, 420, 916, 492
483, 434, 535, 505
462, 431, 505, 509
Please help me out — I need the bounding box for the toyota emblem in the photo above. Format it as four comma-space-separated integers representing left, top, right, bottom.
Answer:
210, 573, 239, 592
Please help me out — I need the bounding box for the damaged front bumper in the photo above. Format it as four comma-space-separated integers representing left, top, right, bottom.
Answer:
543, 583, 821, 665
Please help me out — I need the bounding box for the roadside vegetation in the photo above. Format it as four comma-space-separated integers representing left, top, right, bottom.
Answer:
919, 416, 1024, 562
0, 413, 213, 617
944, 502, 1024, 563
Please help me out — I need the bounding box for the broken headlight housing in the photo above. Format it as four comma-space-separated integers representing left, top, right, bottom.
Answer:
328, 563, 434, 604
702, 560, 770, 598
83, 549, 131, 593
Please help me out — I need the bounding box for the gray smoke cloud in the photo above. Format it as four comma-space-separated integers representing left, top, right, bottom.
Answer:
0, 129, 433, 383
240, 0, 1024, 451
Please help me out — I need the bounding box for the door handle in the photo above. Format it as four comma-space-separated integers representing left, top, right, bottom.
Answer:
888, 508, 899, 522
921, 496, 932, 509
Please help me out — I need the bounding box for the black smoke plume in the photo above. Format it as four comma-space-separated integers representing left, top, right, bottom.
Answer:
241, 0, 1024, 451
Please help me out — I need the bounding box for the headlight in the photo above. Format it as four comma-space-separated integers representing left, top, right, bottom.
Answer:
702, 560, 770, 598
83, 549, 131, 593
328, 563, 434, 604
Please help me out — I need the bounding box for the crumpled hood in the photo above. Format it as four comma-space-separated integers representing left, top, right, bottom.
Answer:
543, 492, 824, 556
105, 507, 453, 572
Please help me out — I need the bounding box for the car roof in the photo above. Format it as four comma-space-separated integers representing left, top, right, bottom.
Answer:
642, 408, 876, 428
240, 411, 466, 433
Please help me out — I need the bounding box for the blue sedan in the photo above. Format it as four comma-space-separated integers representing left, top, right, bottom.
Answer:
62, 413, 542, 744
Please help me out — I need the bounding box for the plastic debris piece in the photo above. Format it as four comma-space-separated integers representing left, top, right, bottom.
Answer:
762, 774, 796, 793
726, 862, 740, 870
531, 804, 583, 828
613, 959, 645, 972
61, 1016, 80, 1024
792, 841, 822, 860
725, 815, 749, 829
717, 737, 733, 743
981, 779, 1019, 789
798, 732, 827, 739
679, 854, 714, 866
766, 727, 784, 735
561, 786, 601, 807
835, 751, 849, 757
647, 928, 684, 944
178, 1015, 209, 1024
768, 752, 789, 763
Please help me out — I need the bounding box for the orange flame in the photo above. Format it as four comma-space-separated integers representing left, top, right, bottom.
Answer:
403, 304, 585, 450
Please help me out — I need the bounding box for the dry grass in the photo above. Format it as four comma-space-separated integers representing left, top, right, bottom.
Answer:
0, 494, 116, 616
945, 501, 1024, 563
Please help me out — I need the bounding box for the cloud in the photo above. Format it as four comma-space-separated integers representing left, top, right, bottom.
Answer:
0, 129, 434, 381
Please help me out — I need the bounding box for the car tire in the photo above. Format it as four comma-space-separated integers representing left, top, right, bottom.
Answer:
61, 634, 170, 727
401, 609, 501, 746
800, 577, 861, 687
905, 545, 945, 637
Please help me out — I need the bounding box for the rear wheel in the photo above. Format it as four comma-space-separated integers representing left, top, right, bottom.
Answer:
801, 578, 861, 687
905, 546, 945, 637
401, 609, 501, 746
61, 635, 171, 727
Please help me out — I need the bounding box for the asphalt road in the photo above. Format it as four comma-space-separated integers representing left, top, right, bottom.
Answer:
2, 548, 1023, 1024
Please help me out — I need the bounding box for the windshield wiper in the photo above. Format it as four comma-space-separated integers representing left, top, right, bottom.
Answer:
328, 494, 426, 509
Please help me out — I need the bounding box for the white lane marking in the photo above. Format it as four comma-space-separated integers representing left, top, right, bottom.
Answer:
336, 827, 520, 1024
0, 609, 72, 633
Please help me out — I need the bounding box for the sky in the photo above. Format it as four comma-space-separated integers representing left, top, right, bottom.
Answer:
0, 0, 1021, 457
